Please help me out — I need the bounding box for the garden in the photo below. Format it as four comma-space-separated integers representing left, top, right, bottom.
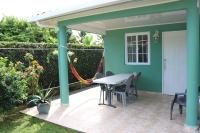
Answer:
0, 17, 103, 133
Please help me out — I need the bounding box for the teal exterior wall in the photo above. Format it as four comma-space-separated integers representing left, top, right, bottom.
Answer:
56, 0, 198, 127
104, 23, 186, 92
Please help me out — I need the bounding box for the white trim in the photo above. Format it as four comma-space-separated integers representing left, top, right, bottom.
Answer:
162, 32, 164, 94
125, 32, 150, 65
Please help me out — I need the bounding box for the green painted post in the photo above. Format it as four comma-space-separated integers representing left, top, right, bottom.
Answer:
185, 0, 199, 127
57, 24, 69, 104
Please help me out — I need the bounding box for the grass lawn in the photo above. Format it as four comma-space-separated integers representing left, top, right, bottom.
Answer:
0, 106, 78, 133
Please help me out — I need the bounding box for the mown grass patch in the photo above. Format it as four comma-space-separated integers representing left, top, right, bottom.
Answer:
0, 106, 78, 133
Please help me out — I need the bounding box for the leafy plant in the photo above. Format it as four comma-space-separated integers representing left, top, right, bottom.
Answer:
0, 16, 57, 43
0, 57, 28, 111
82, 35, 93, 45
27, 86, 54, 106
24, 53, 44, 95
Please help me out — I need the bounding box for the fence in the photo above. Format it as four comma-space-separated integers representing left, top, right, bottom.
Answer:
0, 46, 104, 91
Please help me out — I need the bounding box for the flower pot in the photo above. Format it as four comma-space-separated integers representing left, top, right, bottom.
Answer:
37, 102, 50, 114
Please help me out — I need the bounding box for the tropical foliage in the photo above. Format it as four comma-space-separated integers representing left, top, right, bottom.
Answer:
27, 86, 54, 107
0, 57, 28, 111
24, 53, 44, 95
0, 53, 44, 111
0, 16, 103, 45
82, 35, 93, 45
0, 16, 57, 43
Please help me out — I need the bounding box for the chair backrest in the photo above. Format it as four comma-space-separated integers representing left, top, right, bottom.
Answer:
106, 71, 114, 76
135, 72, 141, 80
132, 72, 141, 86
95, 73, 106, 89
95, 73, 104, 79
125, 74, 135, 92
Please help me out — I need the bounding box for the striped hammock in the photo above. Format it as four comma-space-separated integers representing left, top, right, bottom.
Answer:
68, 56, 103, 85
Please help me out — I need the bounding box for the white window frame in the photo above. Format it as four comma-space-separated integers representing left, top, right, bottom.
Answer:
125, 32, 150, 65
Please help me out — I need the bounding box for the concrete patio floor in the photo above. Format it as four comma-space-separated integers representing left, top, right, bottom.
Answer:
22, 86, 198, 133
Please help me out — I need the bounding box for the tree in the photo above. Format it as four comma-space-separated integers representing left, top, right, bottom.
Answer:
79, 31, 86, 43
0, 16, 57, 43
82, 35, 93, 45
0, 16, 103, 45
79, 31, 86, 38
66, 29, 78, 44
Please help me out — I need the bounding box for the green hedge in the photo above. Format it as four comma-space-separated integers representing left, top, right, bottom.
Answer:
0, 42, 103, 88
0, 41, 57, 48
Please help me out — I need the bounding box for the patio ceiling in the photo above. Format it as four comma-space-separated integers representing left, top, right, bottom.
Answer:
68, 10, 186, 35
30, 0, 181, 29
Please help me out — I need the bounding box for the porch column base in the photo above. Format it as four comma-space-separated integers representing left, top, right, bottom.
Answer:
60, 103, 69, 107
184, 124, 198, 132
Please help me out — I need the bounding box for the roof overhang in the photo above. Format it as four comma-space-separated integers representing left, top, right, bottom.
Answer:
29, 0, 181, 28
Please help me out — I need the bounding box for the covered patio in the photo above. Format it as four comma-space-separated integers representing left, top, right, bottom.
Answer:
22, 86, 194, 133
30, 0, 199, 130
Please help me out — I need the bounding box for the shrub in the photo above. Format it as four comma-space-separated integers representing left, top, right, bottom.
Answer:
24, 53, 44, 95
0, 57, 28, 111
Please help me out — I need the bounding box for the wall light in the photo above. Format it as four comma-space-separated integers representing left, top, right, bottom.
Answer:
153, 30, 159, 41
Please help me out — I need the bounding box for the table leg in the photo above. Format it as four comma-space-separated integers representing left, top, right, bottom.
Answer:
98, 87, 116, 108
107, 89, 116, 108
98, 88, 105, 105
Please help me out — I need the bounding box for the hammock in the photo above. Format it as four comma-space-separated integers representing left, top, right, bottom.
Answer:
68, 55, 103, 85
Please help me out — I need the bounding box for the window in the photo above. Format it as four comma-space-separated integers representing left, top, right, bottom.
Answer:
125, 32, 150, 65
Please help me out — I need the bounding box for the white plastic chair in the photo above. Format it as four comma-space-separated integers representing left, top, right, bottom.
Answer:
114, 74, 135, 106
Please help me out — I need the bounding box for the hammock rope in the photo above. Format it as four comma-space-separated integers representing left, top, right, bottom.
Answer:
67, 53, 103, 85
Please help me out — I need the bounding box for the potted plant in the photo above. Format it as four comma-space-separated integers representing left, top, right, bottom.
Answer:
27, 87, 54, 114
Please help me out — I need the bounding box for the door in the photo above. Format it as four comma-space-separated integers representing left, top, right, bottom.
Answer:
162, 30, 186, 95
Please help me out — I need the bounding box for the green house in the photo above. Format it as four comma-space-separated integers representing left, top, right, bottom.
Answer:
30, 0, 199, 128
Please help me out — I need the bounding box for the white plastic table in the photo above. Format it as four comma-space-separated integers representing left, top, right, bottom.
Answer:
93, 73, 136, 107
93, 73, 135, 85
